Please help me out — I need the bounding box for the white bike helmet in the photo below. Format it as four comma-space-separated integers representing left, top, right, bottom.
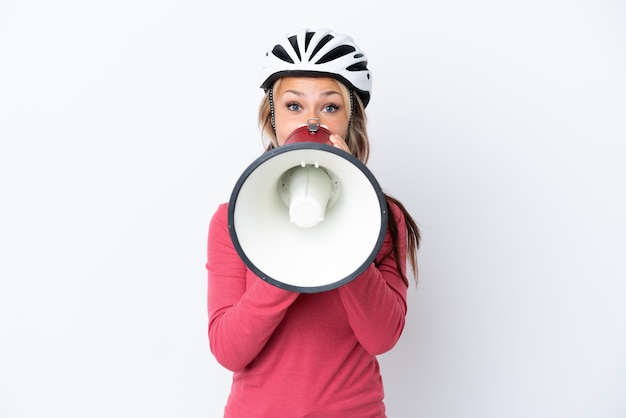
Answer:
260, 28, 372, 107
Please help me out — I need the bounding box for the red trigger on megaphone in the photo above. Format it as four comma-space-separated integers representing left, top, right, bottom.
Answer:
284, 118, 332, 145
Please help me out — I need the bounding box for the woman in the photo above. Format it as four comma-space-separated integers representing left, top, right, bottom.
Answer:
207, 28, 420, 417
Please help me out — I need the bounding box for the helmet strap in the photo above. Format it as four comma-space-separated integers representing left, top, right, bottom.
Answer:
347, 90, 354, 141
267, 87, 277, 149
349, 90, 354, 122
269, 87, 276, 130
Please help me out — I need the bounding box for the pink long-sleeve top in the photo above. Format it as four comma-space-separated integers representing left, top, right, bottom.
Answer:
206, 201, 408, 418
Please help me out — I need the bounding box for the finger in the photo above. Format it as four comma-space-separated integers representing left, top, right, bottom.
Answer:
329, 134, 350, 153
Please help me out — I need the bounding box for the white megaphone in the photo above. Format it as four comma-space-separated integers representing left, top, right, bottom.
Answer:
228, 119, 388, 293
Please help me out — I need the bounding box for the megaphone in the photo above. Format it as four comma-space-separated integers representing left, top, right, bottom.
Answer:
228, 120, 388, 293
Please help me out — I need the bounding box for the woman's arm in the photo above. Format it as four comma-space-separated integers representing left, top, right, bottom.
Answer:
338, 202, 409, 355
206, 204, 299, 372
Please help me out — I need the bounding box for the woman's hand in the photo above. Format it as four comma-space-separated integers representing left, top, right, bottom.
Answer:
329, 133, 351, 154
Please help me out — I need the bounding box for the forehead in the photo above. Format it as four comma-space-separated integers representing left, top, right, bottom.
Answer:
276, 77, 344, 95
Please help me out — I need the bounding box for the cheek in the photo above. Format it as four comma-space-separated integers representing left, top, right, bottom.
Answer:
326, 121, 349, 140
273, 112, 300, 146
275, 124, 296, 146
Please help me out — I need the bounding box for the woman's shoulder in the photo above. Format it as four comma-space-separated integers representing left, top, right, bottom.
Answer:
385, 195, 407, 222
209, 202, 230, 226
215, 202, 229, 214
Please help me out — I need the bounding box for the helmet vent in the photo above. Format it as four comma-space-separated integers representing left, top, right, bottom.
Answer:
304, 32, 315, 51
346, 61, 368, 72
315, 45, 356, 64
271, 45, 295, 64
309, 34, 335, 61
287, 35, 302, 61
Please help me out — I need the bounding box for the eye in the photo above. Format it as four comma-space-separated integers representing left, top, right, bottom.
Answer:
286, 102, 301, 112
322, 103, 341, 113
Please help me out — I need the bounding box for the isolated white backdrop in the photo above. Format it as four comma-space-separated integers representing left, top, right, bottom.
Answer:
1, 1, 625, 417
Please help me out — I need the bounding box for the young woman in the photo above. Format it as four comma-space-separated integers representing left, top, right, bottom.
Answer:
206, 28, 420, 417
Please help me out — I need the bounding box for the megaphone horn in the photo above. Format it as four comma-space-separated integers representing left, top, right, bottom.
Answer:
228, 122, 388, 293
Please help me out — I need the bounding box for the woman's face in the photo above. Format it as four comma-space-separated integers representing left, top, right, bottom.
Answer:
273, 77, 350, 146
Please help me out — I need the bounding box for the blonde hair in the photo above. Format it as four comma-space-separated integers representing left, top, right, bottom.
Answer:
258, 78, 370, 164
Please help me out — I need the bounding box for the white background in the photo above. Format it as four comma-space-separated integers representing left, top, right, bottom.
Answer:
1, 1, 625, 417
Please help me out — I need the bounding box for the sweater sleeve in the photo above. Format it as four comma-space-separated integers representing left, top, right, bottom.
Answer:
206, 203, 300, 372
337, 201, 409, 355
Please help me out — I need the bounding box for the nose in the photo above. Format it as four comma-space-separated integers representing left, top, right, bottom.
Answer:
305, 108, 322, 124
